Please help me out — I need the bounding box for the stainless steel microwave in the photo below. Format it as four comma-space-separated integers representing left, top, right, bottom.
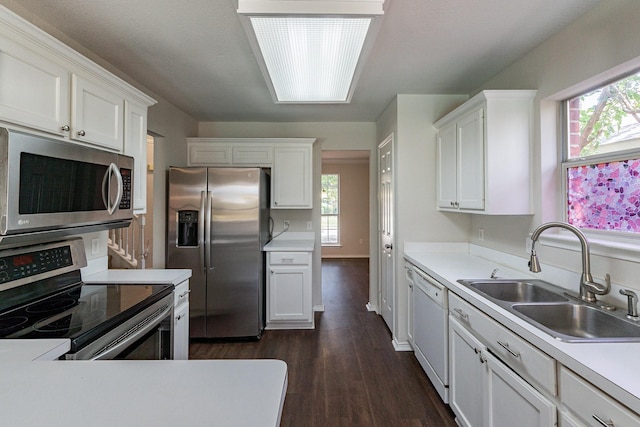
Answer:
0, 128, 134, 247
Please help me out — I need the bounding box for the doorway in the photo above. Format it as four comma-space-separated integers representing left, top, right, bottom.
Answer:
321, 150, 371, 260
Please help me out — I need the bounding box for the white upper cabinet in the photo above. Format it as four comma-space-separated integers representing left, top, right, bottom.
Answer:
0, 6, 155, 210
71, 74, 124, 151
0, 34, 70, 136
187, 138, 315, 209
124, 100, 148, 212
272, 144, 313, 209
435, 90, 536, 215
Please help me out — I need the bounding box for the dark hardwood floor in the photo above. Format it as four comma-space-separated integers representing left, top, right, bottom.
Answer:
190, 258, 457, 426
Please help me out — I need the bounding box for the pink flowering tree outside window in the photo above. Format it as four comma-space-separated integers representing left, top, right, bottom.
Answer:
567, 159, 640, 232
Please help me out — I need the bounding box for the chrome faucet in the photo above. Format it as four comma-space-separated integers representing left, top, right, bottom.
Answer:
529, 222, 610, 303
620, 289, 639, 320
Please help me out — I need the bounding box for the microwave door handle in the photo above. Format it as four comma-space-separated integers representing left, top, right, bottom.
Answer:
109, 163, 124, 215
102, 163, 123, 215
199, 191, 206, 273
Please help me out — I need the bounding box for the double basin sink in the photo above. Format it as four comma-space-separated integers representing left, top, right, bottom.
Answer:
457, 278, 640, 342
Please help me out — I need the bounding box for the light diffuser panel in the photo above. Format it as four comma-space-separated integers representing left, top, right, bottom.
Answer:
249, 16, 372, 102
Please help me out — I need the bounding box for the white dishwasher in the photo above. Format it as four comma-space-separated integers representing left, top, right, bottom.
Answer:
412, 266, 449, 403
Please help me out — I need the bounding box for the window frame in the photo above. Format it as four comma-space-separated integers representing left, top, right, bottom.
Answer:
561, 75, 640, 238
321, 173, 340, 246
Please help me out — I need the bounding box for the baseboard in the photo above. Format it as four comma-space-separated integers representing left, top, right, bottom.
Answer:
313, 304, 325, 312
321, 255, 370, 259
365, 302, 378, 312
392, 337, 413, 352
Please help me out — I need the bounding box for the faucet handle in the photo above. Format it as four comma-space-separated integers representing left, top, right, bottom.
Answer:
620, 289, 639, 320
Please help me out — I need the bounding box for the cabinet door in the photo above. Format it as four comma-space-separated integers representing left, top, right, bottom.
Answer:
124, 100, 148, 212
484, 350, 556, 427
71, 74, 124, 150
406, 267, 414, 346
173, 303, 189, 360
232, 145, 273, 165
188, 142, 232, 165
457, 108, 485, 210
0, 37, 70, 135
436, 123, 458, 209
449, 317, 485, 427
268, 265, 311, 321
272, 145, 312, 209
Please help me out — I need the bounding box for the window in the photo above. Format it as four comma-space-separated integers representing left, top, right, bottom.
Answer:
321, 174, 339, 245
564, 71, 640, 234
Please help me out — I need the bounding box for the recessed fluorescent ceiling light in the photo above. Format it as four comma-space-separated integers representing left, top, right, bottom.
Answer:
238, 1, 384, 104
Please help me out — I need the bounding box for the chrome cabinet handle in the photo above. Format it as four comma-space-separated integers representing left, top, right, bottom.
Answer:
592, 414, 614, 427
453, 308, 468, 320
61, 125, 70, 132
77, 129, 86, 136
179, 290, 191, 298
497, 340, 521, 358
384, 244, 393, 250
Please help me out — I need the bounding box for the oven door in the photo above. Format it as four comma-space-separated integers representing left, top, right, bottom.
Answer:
65, 294, 174, 361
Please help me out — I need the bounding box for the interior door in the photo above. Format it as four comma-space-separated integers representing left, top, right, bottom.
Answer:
378, 134, 394, 330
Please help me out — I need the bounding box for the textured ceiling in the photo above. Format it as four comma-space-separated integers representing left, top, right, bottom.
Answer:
2, 0, 602, 122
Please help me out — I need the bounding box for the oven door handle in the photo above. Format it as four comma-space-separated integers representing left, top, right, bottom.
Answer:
89, 303, 173, 361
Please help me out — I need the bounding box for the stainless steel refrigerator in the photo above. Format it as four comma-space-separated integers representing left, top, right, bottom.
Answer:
166, 167, 270, 339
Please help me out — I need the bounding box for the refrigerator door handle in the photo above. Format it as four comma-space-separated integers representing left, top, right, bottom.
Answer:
199, 191, 206, 273
205, 190, 213, 271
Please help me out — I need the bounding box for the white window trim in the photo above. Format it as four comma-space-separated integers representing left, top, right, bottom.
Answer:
534, 230, 640, 264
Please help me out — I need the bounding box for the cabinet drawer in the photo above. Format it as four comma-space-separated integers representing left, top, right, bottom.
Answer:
560, 367, 640, 426
174, 280, 190, 308
268, 252, 309, 265
449, 292, 557, 395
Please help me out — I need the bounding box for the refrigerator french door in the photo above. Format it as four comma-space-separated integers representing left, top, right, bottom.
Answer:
166, 167, 269, 339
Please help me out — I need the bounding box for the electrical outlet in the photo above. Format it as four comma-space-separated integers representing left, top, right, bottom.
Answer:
525, 236, 533, 254
283, 220, 290, 229
478, 228, 484, 241
91, 238, 100, 255
306, 221, 312, 230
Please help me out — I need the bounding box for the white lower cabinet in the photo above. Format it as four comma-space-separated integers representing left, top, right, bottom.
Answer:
448, 292, 557, 427
266, 251, 313, 329
173, 280, 190, 360
449, 317, 485, 427
484, 349, 556, 427
559, 366, 640, 427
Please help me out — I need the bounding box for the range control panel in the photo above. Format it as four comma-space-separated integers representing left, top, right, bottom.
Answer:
0, 245, 73, 284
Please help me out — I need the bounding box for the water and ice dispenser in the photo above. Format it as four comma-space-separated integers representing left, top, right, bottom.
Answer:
177, 211, 199, 247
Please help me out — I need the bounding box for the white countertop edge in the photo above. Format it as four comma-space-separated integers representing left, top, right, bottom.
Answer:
0, 339, 70, 361
83, 268, 192, 285
264, 232, 315, 252
404, 249, 640, 412
0, 359, 288, 427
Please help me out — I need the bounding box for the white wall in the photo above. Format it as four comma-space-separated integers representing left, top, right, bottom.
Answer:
376, 94, 470, 344
198, 121, 377, 311
469, 0, 640, 295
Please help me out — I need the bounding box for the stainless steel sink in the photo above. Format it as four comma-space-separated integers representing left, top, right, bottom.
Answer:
458, 279, 569, 303
512, 303, 640, 342
457, 277, 640, 342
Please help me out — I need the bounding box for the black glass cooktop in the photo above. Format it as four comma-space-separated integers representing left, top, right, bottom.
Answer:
0, 282, 173, 351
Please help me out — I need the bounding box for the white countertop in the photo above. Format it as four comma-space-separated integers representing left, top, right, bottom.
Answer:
404, 245, 640, 412
84, 268, 192, 285
0, 359, 287, 427
263, 234, 315, 252
0, 339, 70, 361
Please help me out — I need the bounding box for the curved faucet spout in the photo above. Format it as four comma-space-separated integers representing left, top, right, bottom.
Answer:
529, 222, 610, 303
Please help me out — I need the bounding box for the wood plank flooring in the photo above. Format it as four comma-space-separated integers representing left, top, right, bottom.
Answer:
190, 258, 457, 426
